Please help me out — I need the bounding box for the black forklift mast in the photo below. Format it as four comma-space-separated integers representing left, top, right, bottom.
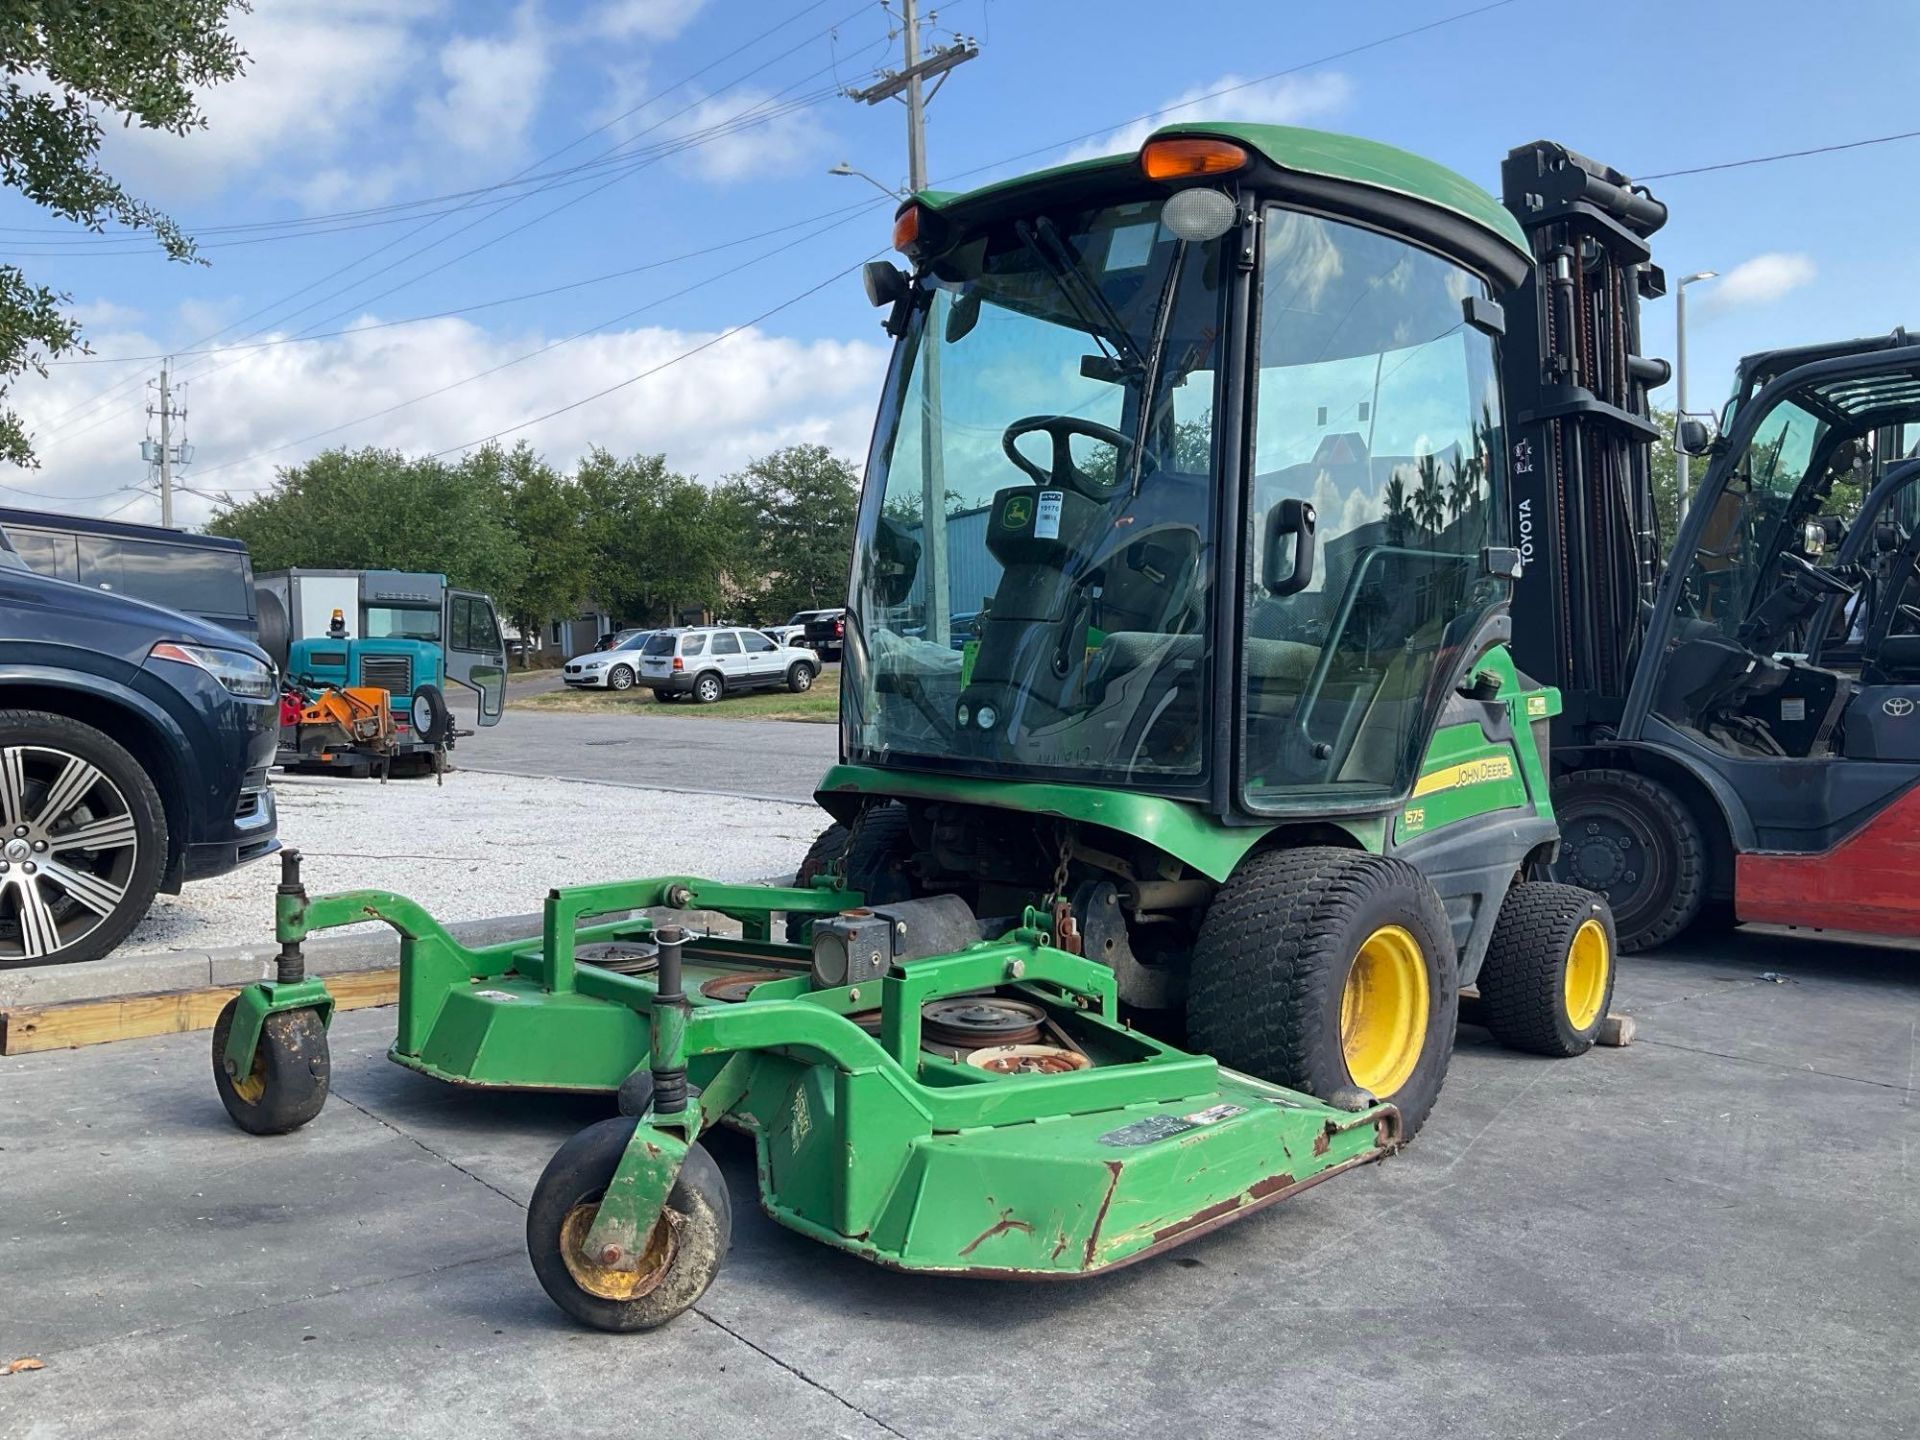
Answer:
1499, 142, 1670, 744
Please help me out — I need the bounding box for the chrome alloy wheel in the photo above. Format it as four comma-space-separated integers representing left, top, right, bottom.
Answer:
0, 745, 142, 962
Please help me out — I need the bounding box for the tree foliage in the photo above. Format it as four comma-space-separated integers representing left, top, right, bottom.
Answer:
0, 0, 249, 466
723, 444, 859, 621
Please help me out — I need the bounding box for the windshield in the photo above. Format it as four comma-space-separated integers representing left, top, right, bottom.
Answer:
845, 194, 1226, 787
365, 605, 441, 641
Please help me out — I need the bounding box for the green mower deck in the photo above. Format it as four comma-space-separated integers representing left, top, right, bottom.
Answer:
218, 856, 1397, 1315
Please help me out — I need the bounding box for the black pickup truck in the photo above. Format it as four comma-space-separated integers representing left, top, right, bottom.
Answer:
0, 525, 278, 967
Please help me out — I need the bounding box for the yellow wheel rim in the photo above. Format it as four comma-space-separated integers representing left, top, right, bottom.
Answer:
1563, 917, 1610, 1031
558, 1201, 678, 1302
1340, 925, 1430, 1098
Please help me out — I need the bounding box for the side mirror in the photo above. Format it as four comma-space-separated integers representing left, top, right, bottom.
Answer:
946, 289, 982, 344
1264, 499, 1317, 596
872, 515, 921, 606
1677, 418, 1712, 455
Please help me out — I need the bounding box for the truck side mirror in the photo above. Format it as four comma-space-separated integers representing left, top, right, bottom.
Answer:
1264, 499, 1317, 596
872, 516, 921, 606
1677, 418, 1712, 455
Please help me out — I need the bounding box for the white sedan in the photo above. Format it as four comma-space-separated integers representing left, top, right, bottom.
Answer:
562, 631, 654, 690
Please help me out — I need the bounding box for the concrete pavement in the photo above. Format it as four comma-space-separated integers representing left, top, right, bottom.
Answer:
2, 926, 1915, 1439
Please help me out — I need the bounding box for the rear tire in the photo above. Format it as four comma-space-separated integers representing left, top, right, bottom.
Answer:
1548, 769, 1704, 952
784, 805, 914, 943
1475, 883, 1616, 1058
1188, 847, 1457, 1141
693, 673, 723, 705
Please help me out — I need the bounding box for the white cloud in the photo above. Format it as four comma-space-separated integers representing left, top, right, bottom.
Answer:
592, 0, 711, 41
661, 87, 829, 182
66, 299, 146, 331
103, 4, 427, 199
14, 311, 888, 525
1062, 72, 1354, 165
416, 5, 553, 159
1697, 252, 1817, 318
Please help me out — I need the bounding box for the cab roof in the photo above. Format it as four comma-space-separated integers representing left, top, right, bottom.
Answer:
916, 121, 1529, 266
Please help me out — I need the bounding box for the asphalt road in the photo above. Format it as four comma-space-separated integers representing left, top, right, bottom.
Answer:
3, 926, 1914, 1439
457, 684, 838, 804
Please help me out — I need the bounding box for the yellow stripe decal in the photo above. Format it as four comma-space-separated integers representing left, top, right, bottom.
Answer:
1411, 754, 1515, 798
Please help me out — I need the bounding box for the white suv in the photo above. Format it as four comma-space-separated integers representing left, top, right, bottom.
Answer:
640, 627, 820, 704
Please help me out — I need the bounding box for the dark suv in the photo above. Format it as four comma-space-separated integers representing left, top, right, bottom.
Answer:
0, 526, 278, 966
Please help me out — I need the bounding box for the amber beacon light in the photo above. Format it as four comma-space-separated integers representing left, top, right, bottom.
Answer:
1140, 137, 1249, 180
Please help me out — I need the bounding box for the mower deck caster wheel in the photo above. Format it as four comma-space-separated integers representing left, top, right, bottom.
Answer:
528, 1118, 731, 1332
210, 996, 331, 1135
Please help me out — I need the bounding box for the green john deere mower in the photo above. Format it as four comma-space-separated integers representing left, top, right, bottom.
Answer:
213, 124, 1629, 1332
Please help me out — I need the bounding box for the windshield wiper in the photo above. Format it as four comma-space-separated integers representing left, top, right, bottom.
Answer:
1014, 218, 1147, 375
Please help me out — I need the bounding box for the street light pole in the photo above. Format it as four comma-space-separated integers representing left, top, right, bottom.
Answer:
1674, 270, 1718, 524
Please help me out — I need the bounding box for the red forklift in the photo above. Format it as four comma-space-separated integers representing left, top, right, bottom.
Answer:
1498, 148, 1920, 949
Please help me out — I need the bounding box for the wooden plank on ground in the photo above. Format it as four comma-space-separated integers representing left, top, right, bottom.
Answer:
0, 968, 399, 1056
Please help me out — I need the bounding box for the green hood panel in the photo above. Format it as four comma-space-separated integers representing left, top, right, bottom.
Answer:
814, 764, 1383, 881
916, 120, 1527, 265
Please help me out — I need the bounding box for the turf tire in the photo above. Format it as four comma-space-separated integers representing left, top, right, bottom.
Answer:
784, 805, 914, 943
1475, 882, 1617, 1058
1187, 847, 1457, 1142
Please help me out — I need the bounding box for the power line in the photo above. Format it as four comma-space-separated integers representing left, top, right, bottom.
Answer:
185, 204, 887, 487
47, 200, 880, 366
26, 4, 885, 443
1638, 126, 1920, 180
425, 254, 881, 461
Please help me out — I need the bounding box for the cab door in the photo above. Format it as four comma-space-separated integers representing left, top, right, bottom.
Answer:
446, 590, 507, 726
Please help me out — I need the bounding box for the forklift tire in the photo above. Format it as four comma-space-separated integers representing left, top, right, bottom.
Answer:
1475, 883, 1617, 1058
528, 1118, 730, 1333
784, 805, 914, 943
1548, 769, 1704, 952
1188, 848, 1457, 1142
210, 997, 331, 1135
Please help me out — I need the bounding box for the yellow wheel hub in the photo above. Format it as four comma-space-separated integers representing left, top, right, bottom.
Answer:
559, 1201, 678, 1302
1562, 917, 1610, 1031
1340, 924, 1430, 1098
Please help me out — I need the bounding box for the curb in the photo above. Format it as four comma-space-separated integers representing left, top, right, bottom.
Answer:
0, 910, 546, 1010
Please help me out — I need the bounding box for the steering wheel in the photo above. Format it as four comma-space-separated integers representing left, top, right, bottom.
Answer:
1002, 415, 1132, 498
1781, 551, 1856, 598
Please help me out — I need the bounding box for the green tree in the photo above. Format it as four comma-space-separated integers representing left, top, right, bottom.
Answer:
1412, 452, 1446, 536
485, 443, 585, 662
209, 446, 523, 599
573, 448, 747, 624
1383, 469, 1412, 545
1, 1, 248, 466
727, 444, 859, 621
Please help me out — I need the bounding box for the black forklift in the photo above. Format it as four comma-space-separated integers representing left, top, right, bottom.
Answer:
1496, 147, 1920, 948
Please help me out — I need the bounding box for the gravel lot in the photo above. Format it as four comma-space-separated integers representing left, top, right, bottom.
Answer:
120, 769, 824, 954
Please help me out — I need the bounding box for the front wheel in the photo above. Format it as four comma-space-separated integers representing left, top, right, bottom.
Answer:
1548, 769, 1704, 952
1188, 848, 1457, 1142
1475, 883, 1616, 1057
210, 996, 331, 1135
527, 1118, 731, 1332
693, 673, 723, 705
786, 662, 815, 693
607, 665, 635, 692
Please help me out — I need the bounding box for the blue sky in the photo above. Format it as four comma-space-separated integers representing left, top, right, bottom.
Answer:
7, 0, 1918, 522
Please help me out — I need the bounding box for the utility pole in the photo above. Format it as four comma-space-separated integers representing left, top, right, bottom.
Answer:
141, 359, 191, 528
844, 3, 977, 644
1672, 270, 1717, 526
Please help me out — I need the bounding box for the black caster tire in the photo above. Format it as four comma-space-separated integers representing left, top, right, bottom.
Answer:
527, 1118, 731, 1332
211, 996, 331, 1135
1475, 883, 1617, 1058
1188, 847, 1458, 1142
